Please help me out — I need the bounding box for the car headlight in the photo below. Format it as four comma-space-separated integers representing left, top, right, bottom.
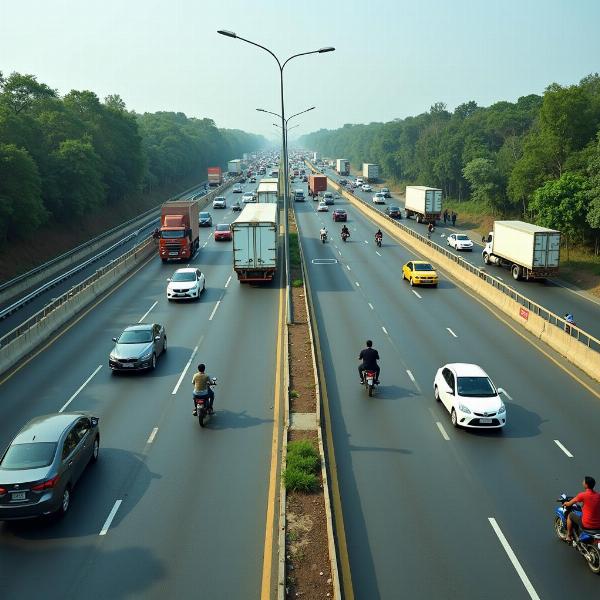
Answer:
458, 403, 471, 414
498, 403, 506, 413
140, 349, 153, 360
109, 353, 116, 361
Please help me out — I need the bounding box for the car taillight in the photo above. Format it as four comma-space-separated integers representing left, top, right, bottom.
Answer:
0, 486, 6, 495
32, 474, 60, 491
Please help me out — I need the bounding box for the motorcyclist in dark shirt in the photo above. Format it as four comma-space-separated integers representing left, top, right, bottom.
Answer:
358, 340, 380, 384
341, 225, 350, 239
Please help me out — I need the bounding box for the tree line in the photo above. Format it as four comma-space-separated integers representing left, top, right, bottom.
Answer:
0, 71, 265, 246
300, 74, 600, 251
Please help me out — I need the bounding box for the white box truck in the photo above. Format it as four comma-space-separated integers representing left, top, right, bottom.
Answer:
232, 204, 279, 282
482, 221, 561, 281
362, 163, 379, 182
228, 159, 242, 174
336, 159, 350, 176
404, 186, 442, 224
312, 152, 320, 162
256, 178, 279, 203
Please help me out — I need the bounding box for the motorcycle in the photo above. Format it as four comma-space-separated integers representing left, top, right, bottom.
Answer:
363, 370, 378, 397
341, 231, 350, 243
320, 231, 328, 243
427, 226, 435, 240
554, 493, 600, 573
193, 378, 217, 427
375, 235, 382, 248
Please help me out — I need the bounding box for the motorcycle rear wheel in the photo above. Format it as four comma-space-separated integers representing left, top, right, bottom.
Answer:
368, 384, 373, 397
586, 545, 600, 573
198, 410, 205, 427
553, 516, 568, 541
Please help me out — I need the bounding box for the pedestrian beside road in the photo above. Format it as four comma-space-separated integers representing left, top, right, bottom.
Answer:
443, 209, 449, 224
451, 211, 457, 226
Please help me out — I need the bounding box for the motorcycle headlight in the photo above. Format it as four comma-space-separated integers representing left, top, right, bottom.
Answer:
498, 402, 506, 413
458, 403, 471, 414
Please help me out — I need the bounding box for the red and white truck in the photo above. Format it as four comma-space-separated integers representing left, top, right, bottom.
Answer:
207, 166, 223, 187
158, 200, 200, 263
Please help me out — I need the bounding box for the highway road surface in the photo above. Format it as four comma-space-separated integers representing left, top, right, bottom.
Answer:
294, 178, 600, 600
0, 180, 282, 599
320, 165, 600, 340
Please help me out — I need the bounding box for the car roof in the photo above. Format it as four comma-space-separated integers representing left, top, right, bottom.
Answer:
412, 260, 434, 266
173, 267, 198, 274
13, 413, 82, 444
446, 363, 488, 377
124, 323, 154, 331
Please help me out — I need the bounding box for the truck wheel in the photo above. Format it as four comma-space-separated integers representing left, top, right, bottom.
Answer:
416, 215, 421, 224
511, 265, 521, 280
483, 253, 490, 265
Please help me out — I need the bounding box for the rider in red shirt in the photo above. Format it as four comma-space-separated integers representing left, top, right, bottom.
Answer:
563, 476, 600, 541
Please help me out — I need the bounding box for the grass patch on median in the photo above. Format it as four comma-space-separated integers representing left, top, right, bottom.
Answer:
289, 231, 301, 269
283, 440, 320, 493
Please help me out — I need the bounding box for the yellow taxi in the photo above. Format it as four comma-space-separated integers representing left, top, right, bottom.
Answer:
402, 260, 439, 287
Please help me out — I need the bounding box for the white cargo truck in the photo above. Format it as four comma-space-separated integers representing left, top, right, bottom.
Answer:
362, 163, 379, 182
228, 159, 242, 174
336, 158, 350, 176
312, 152, 320, 162
256, 178, 279, 203
232, 204, 278, 282
482, 221, 561, 281
404, 186, 442, 224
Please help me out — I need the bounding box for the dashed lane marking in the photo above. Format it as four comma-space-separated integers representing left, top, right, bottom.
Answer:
412, 290, 422, 299
554, 440, 573, 458
368, 303, 374, 310
147, 427, 159, 444
60, 365, 102, 413
446, 328, 458, 338
209, 300, 221, 321
436, 422, 450, 441
172, 345, 198, 395
99, 500, 123, 536
138, 301, 158, 323
382, 326, 388, 335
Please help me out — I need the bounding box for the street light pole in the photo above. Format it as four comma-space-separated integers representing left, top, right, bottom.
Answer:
218, 30, 334, 325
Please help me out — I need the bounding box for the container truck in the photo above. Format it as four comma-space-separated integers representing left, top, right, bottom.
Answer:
336, 159, 350, 176
362, 163, 379, 182
207, 166, 223, 187
158, 200, 200, 263
312, 152, 320, 162
482, 221, 561, 281
308, 174, 328, 198
257, 178, 279, 203
232, 204, 278, 282
404, 186, 442, 224
228, 159, 242, 174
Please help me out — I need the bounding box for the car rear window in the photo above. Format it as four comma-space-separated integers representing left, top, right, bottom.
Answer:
457, 377, 496, 397
216, 225, 230, 231
414, 263, 434, 271
1, 442, 57, 469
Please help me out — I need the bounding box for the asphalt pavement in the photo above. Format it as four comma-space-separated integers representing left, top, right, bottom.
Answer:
293, 178, 600, 600
320, 166, 600, 339
0, 181, 282, 599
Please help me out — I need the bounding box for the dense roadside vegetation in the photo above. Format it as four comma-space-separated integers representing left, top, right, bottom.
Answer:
300, 74, 600, 255
0, 70, 265, 249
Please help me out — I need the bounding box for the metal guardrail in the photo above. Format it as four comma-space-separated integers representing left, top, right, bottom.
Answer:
307, 161, 600, 354
0, 238, 154, 350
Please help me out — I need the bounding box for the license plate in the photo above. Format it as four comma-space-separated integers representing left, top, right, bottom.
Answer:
11, 492, 26, 501
121, 363, 134, 368
479, 418, 493, 424
169, 252, 179, 256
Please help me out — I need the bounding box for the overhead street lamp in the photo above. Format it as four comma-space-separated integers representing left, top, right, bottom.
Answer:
218, 29, 334, 324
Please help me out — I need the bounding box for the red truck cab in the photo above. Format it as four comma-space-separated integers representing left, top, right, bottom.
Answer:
158, 200, 200, 262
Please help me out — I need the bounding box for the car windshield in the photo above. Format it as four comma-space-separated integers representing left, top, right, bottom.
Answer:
1, 442, 57, 469
457, 376, 496, 397
414, 263, 434, 271
457, 235, 470, 241
171, 271, 196, 282
215, 197, 225, 202
118, 329, 153, 343
199, 212, 210, 218
390, 206, 400, 210
216, 225, 229, 231
161, 230, 184, 239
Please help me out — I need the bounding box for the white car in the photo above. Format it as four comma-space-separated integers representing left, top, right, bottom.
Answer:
212, 196, 226, 209
433, 363, 507, 429
372, 192, 386, 204
355, 178, 364, 186
361, 184, 372, 192
447, 233, 473, 251
232, 184, 243, 193
317, 201, 329, 212
166, 268, 206, 301
242, 193, 255, 203
380, 187, 391, 198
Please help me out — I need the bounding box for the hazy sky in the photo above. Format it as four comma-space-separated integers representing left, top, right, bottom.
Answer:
1, 0, 599, 141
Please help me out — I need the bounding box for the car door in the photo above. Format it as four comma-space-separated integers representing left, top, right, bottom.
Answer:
152, 324, 162, 355
441, 368, 456, 412
60, 428, 80, 485
404, 262, 412, 280
448, 234, 455, 247
72, 418, 92, 479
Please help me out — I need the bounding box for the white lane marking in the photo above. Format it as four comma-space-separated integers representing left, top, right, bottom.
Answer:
225, 275, 232, 288
364, 240, 368, 244
446, 328, 458, 338
60, 365, 102, 413
338, 250, 342, 256
208, 300, 221, 321
346, 265, 351, 271
172, 345, 198, 395
488, 518, 540, 600
355, 281, 360, 287
138, 301, 158, 323
554, 440, 573, 458
382, 326, 388, 335
368, 303, 374, 310
202, 241, 208, 248
147, 427, 159, 444
406, 370, 416, 383
375, 251, 381, 256
500, 389, 513, 401
99, 500, 123, 536
497, 276, 504, 281
412, 290, 422, 299
436, 422, 450, 441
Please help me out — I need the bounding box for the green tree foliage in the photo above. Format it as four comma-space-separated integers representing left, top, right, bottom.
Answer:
301, 74, 600, 251
0, 70, 266, 249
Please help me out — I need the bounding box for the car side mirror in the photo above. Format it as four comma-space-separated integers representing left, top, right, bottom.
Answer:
155, 336, 161, 341
497, 387, 505, 395
166, 278, 171, 282
112, 337, 117, 342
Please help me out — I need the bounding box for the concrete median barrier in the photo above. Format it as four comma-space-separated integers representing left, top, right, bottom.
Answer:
0, 240, 154, 378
